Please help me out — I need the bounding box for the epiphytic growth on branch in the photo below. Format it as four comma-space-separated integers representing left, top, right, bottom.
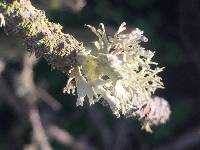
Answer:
64, 23, 170, 131
0, 0, 170, 132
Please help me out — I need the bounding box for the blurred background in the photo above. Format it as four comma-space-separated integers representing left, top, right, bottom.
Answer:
0, 0, 200, 149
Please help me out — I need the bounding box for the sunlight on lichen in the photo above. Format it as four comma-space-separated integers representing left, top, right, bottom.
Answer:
64, 22, 165, 130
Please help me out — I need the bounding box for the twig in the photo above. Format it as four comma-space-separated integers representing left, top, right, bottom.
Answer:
155, 126, 200, 150
60, 0, 86, 12
29, 104, 53, 150
47, 125, 75, 147
15, 53, 53, 150
36, 86, 62, 111
0, 78, 28, 119
47, 125, 96, 150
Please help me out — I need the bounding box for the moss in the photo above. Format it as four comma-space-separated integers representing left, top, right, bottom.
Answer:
0, 0, 86, 73
5, 1, 24, 16
20, 20, 35, 36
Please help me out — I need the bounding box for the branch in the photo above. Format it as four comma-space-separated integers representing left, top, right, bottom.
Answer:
47, 125, 96, 150
155, 126, 200, 150
0, 52, 96, 149
0, 0, 85, 74
36, 86, 62, 111
0, 0, 169, 131
29, 104, 53, 150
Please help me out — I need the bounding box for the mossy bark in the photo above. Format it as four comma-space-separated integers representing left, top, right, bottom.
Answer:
0, 0, 85, 73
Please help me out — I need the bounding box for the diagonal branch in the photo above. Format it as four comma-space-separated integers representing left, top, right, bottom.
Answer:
0, 0, 85, 74
29, 104, 53, 150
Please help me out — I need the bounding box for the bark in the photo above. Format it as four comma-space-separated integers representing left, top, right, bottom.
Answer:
0, 0, 85, 74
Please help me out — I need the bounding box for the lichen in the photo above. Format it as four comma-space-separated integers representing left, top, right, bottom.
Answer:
64, 22, 164, 123
0, 13, 5, 27
0, 0, 169, 132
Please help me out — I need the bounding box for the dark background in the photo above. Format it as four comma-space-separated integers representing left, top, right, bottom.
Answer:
0, 0, 200, 149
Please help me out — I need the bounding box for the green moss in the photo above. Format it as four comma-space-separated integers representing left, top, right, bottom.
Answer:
20, 20, 35, 36
0, 0, 84, 72
5, 1, 24, 16
40, 35, 51, 46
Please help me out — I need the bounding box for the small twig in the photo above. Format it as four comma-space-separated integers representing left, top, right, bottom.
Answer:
0, 53, 97, 150
14, 53, 53, 150
0, 59, 5, 76
36, 86, 62, 111
155, 126, 200, 150
47, 125, 96, 150
0, 78, 28, 119
60, 0, 86, 12
29, 104, 53, 150
47, 125, 75, 147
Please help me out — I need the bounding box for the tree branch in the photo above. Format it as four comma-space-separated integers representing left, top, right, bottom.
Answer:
0, 0, 85, 74
29, 104, 53, 150
155, 126, 200, 150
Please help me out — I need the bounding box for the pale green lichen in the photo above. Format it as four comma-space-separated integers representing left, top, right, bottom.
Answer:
0, 13, 5, 27
64, 22, 164, 119
0, 0, 167, 131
